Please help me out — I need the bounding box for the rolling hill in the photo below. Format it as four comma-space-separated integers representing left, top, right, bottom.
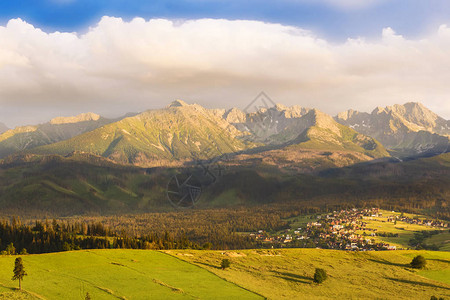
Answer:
0, 249, 448, 300
0, 250, 261, 300
171, 249, 450, 300
0, 151, 448, 216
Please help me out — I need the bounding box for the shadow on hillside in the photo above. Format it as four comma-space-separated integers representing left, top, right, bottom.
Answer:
368, 258, 408, 268
195, 261, 221, 269
272, 271, 313, 284
385, 277, 450, 290
427, 258, 450, 264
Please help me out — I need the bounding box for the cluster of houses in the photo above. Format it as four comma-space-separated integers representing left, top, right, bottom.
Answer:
248, 208, 448, 251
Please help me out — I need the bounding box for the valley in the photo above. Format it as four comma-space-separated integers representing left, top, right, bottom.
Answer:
0, 101, 449, 299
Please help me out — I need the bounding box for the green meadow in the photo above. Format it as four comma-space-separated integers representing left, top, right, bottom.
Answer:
170, 249, 450, 300
0, 249, 449, 299
355, 210, 449, 250
0, 250, 261, 300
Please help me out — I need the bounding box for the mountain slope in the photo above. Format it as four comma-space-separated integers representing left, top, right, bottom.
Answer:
227, 106, 388, 159
0, 113, 115, 158
335, 102, 450, 157
30, 102, 388, 167
224, 104, 311, 143
286, 109, 388, 158
31, 101, 253, 167
1, 152, 447, 215
222, 103, 387, 157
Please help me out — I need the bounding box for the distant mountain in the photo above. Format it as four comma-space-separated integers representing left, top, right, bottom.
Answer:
0, 112, 120, 159
0, 123, 8, 134
285, 109, 388, 158
224, 103, 311, 143
335, 102, 450, 157
224, 105, 388, 158
49, 112, 102, 125
31, 101, 253, 167
28, 101, 388, 167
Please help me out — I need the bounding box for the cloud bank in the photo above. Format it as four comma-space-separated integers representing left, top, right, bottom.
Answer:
0, 17, 449, 127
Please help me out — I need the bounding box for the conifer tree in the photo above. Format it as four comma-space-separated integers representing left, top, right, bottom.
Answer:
12, 257, 27, 290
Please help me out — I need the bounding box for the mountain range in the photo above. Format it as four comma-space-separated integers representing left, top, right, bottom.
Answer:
0, 101, 448, 168
0, 100, 449, 215
19, 100, 388, 169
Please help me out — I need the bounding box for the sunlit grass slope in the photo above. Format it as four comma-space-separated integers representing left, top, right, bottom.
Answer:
0, 250, 261, 300
169, 249, 450, 300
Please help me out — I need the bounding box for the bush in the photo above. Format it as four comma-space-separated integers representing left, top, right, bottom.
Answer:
411, 255, 426, 269
221, 259, 231, 270
313, 268, 327, 284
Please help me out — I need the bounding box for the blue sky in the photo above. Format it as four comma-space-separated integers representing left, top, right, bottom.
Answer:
1, 0, 450, 41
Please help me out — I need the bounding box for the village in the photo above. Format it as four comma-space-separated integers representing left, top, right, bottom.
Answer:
248, 208, 449, 251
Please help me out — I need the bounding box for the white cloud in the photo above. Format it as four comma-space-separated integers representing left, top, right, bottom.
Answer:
0, 17, 449, 127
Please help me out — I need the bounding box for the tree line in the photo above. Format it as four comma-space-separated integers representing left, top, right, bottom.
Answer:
0, 218, 198, 254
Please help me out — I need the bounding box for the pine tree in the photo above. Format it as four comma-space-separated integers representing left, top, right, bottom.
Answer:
12, 257, 27, 290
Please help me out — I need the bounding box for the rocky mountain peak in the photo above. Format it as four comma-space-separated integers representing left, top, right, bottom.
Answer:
275, 103, 288, 111
372, 106, 387, 115
224, 108, 246, 123
50, 113, 101, 125
168, 99, 189, 108
337, 109, 359, 121
393, 102, 439, 129
304, 109, 341, 135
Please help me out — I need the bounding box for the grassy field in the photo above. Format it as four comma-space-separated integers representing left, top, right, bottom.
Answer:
424, 231, 450, 251
169, 249, 450, 300
0, 250, 261, 300
356, 210, 448, 249
0, 249, 448, 299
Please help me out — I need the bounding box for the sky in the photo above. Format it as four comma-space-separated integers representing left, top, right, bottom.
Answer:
1, 0, 450, 127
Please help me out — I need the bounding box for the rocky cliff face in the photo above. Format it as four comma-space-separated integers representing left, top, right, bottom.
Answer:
335, 102, 449, 157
